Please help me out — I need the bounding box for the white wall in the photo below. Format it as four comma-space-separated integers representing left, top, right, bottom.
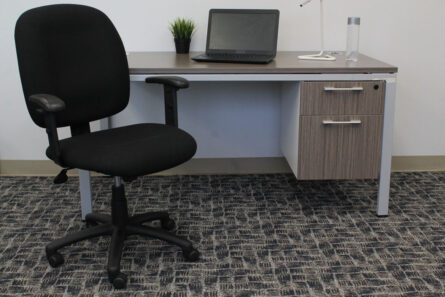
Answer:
115, 82, 282, 158
1, 0, 444, 159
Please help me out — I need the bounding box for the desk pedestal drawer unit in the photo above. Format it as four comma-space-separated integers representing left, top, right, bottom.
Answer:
297, 81, 385, 180
300, 81, 385, 115
298, 114, 383, 180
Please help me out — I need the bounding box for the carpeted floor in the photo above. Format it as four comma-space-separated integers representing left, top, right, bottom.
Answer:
0, 172, 444, 297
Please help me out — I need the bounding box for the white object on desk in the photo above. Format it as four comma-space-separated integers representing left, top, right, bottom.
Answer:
298, 0, 336, 61
346, 17, 361, 62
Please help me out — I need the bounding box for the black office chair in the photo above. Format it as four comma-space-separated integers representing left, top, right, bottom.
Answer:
15, 4, 199, 289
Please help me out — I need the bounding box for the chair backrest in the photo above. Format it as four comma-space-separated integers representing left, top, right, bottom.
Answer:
15, 4, 129, 128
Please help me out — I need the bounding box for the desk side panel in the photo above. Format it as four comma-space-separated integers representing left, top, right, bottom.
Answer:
280, 82, 300, 176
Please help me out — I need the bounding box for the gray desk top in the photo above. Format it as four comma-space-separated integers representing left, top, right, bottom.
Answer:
128, 51, 397, 75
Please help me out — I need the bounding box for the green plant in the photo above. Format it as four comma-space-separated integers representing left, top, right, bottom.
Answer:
169, 18, 196, 40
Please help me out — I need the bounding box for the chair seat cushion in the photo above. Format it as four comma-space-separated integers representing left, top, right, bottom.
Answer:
46, 123, 197, 177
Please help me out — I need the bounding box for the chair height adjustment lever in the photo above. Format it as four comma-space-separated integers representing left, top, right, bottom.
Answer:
54, 167, 73, 184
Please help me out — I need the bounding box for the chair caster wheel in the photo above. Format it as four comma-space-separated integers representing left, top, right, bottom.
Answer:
183, 247, 200, 262
47, 252, 64, 268
111, 273, 127, 289
161, 218, 175, 231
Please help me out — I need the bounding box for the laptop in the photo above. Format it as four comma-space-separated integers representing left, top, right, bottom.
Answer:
192, 9, 280, 64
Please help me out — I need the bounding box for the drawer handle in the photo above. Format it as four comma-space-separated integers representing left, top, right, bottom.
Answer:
322, 120, 362, 125
324, 87, 364, 92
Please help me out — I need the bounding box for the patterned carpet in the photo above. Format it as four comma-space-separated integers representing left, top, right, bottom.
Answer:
0, 172, 444, 297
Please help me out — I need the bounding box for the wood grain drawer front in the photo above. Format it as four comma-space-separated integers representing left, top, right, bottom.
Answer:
298, 115, 383, 180
300, 81, 385, 115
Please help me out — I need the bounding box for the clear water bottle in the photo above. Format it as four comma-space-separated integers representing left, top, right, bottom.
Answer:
346, 17, 360, 62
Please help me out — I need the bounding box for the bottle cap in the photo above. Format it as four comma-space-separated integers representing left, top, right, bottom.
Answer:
348, 17, 361, 25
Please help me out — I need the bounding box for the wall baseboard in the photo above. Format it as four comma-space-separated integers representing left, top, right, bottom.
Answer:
391, 155, 445, 172
1, 156, 444, 176
0, 160, 64, 176
0, 158, 292, 176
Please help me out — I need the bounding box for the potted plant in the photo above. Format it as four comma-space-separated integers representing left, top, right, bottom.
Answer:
169, 18, 196, 54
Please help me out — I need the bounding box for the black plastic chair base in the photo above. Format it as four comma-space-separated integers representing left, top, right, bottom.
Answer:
45, 183, 199, 289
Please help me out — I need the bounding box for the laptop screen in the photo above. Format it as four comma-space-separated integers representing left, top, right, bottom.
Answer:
207, 10, 279, 54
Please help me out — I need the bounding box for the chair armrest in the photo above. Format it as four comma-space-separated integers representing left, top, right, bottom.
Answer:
29, 94, 65, 166
145, 76, 189, 89
30, 94, 66, 112
145, 76, 190, 127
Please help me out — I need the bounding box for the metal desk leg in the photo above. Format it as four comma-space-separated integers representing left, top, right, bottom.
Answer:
78, 117, 111, 220
377, 78, 397, 217
79, 169, 93, 220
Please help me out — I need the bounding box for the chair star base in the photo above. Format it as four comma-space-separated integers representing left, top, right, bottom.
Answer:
45, 182, 199, 289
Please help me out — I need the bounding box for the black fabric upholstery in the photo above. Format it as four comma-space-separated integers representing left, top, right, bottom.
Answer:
15, 4, 129, 128
46, 124, 197, 177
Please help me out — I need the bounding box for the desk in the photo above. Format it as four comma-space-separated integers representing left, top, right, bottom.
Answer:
79, 51, 397, 219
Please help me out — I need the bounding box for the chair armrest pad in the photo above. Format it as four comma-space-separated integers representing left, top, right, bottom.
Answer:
145, 76, 189, 89
29, 94, 65, 166
29, 94, 66, 112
